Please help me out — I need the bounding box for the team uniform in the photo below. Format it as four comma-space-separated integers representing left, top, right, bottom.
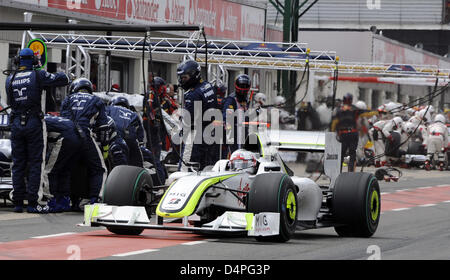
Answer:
43, 115, 81, 212
106, 104, 144, 167
143, 80, 167, 184
60, 80, 109, 203
182, 81, 218, 169
105, 116, 128, 168
425, 114, 448, 170
331, 93, 376, 172
6, 49, 70, 213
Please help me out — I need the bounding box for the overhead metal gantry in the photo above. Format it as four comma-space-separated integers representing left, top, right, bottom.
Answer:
5, 21, 449, 86
19, 30, 450, 80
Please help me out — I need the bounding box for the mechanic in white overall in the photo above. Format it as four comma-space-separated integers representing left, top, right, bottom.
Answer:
409, 110, 430, 150
425, 114, 448, 171
369, 119, 387, 167
381, 116, 406, 165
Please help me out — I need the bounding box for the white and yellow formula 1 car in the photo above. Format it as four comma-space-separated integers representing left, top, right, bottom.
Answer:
81, 131, 381, 242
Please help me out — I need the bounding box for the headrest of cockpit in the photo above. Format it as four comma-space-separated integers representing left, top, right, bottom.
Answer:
243, 133, 263, 158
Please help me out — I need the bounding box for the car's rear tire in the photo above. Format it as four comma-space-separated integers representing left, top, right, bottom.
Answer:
332, 172, 380, 237
247, 173, 298, 242
102, 165, 153, 207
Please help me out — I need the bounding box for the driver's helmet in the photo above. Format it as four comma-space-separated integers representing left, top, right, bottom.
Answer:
229, 149, 257, 173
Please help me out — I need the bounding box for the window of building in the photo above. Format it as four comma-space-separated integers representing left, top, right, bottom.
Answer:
111, 57, 129, 92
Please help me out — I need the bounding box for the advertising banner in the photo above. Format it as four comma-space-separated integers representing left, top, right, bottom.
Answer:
44, 0, 265, 40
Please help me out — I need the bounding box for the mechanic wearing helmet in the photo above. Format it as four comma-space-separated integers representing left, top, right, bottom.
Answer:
104, 115, 128, 169
369, 119, 387, 167
60, 78, 109, 206
331, 93, 377, 172
143, 76, 167, 184
425, 114, 448, 171
43, 115, 82, 212
229, 149, 258, 174
161, 85, 178, 116
251, 92, 268, 126
6, 48, 70, 213
222, 74, 251, 156
354, 100, 371, 166
107, 96, 145, 168
156, 78, 178, 151
214, 82, 228, 111
253, 92, 266, 109
177, 60, 218, 170
381, 116, 407, 164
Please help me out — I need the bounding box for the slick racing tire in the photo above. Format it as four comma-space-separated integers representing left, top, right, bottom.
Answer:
247, 173, 298, 242
332, 172, 380, 238
102, 165, 153, 207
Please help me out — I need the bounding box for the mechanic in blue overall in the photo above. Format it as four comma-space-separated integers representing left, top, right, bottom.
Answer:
222, 74, 251, 157
177, 60, 218, 170
139, 145, 165, 185
105, 115, 128, 169
106, 96, 144, 167
43, 115, 81, 212
143, 77, 166, 184
5, 48, 70, 213
60, 78, 109, 205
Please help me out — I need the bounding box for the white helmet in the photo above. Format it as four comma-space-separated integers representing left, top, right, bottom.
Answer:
354, 100, 367, 110
229, 149, 257, 173
426, 105, 435, 115
274, 96, 286, 107
254, 92, 266, 105
418, 108, 431, 122
392, 116, 403, 127
406, 108, 415, 116
387, 102, 402, 113
404, 121, 416, 135
434, 114, 446, 124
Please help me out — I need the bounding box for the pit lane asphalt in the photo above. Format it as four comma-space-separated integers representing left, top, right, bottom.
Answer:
0, 164, 449, 260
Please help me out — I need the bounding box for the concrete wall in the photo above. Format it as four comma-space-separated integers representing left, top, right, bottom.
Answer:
299, 31, 373, 62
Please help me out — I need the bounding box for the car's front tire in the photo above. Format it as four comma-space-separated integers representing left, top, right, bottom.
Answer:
102, 165, 153, 207
247, 173, 298, 242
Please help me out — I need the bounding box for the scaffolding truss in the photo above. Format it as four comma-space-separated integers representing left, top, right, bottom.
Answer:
24, 30, 450, 79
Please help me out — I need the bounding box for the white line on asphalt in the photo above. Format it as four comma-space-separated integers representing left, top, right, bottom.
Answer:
391, 208, 410, 211
419, 204, 437, 207
0, 213, 40, 221
181, 239, 218, 246
443, 200, 450, 203
31, 232, 76, 239
112, 249, 159, 257
418, 187, 433, 189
